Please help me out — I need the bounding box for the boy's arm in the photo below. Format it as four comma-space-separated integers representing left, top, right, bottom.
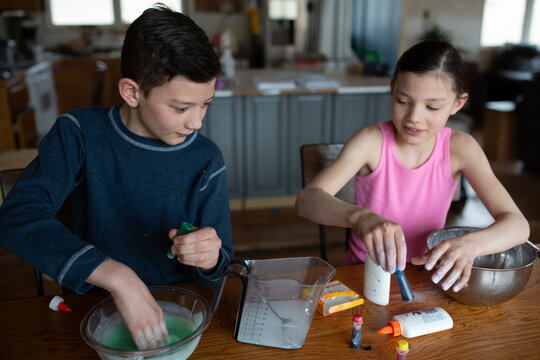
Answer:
184, 154, 233, 288
0, 114, 110, 293
87, 258, 169, 350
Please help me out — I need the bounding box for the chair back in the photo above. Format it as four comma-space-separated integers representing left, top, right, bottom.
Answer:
300, 143, 354, 204
0, 168, 45, 297
299, 143, 354, 261
1, 168, 72, 297
0, 168, 23, 201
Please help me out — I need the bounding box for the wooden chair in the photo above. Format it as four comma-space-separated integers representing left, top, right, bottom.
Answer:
0, 168, 72, 297
300, 143, 355, 261
0, 168, 44, 296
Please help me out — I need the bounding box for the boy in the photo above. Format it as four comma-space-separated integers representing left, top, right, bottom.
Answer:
0, 5, 233, 350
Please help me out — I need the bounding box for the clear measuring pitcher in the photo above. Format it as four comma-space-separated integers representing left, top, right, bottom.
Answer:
212, 257, 335, 350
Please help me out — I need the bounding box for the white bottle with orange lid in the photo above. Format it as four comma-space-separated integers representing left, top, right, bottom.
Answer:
377, 307, 453, 338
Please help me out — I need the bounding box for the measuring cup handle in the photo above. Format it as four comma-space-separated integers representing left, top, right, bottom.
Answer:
211, 259, 252, 315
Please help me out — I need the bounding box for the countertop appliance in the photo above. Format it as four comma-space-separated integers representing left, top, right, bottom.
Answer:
25, 61, 58, 140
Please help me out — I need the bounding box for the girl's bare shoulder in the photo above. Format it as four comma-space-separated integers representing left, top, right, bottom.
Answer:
345, 123, 383, 152
449, 128, 485, 170
340, 123, 384, 171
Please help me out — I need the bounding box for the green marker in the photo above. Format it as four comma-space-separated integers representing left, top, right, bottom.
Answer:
167, 222, 194, 259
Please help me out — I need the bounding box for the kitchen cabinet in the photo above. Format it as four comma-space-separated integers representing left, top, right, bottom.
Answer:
244, 95, 288, 197
194, 0, 243, 12
201, 91, 390, 200
200, 96, 244, 198
53, 57, 122, 114
0, 73, 37, 151
332, 92, 392, 142
288, 93, 332, 194
0, 0, 43, 12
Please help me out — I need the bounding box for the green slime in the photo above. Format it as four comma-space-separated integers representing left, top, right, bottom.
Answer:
103, 315, 194, 351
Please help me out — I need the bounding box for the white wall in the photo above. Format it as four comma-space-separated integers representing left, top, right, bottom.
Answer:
401, 0, 485, 60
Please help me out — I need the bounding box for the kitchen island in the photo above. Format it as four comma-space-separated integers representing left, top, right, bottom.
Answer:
201, 68, 392, 203
1, 261, 538, 359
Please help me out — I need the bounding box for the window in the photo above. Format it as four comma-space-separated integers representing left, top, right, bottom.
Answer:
49, 0, 115, 26
48, 0, 182, 27
268, 0, 298, 20
529, 0, 540, 43
481, 0, 540, 46
120, 0, 181, 24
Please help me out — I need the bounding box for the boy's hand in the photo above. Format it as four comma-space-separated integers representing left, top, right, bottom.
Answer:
411, 234, 478, 292
111, 279, 169, 350
87, 259, 169, 350
168, 226, 221, 271
354, 212, 406, 273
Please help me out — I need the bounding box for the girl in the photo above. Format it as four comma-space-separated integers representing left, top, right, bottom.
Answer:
296, 41, 529, 293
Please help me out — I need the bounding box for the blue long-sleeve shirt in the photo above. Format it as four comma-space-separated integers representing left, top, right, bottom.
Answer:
0, 105, 233, 293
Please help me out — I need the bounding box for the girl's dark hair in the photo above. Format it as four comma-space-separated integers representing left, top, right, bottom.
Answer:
393, 41, 465, 94
121, 4, 221, 97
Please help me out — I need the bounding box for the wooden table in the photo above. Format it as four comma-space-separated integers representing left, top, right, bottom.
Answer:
0, 262, 539, 359
0, 148, 38, 171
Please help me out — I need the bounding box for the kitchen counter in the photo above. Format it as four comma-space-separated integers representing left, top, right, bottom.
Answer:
216, 67, 391, 97
0, 262, 538, 359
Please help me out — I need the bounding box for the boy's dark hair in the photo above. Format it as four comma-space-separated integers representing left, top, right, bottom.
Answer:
393, 40, 465, 94
121, 4, 221, 97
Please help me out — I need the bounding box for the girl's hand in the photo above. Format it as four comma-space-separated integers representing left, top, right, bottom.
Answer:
411, 234, 479, 292
354, 212, 406, 272
168, 226, 221, 271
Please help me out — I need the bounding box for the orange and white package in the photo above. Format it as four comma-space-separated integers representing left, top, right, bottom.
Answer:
317, 280, 364, 316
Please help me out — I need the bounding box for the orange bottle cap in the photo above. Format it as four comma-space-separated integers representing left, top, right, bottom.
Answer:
57, 302, 72, 312
377, 320, 401, 336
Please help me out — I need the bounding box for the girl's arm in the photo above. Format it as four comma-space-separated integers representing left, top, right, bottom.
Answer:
296, 125, 407, 271
413, 130, 530, 291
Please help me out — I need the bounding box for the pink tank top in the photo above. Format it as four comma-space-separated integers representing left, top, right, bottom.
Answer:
346, 121, 458, 265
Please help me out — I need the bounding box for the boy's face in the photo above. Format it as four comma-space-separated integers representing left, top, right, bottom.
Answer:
127, 76, 216, 145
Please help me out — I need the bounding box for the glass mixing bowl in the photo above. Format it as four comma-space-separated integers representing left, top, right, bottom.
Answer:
80, 286, 211, 360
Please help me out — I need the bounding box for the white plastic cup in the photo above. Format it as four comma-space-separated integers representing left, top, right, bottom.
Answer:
363, 254, 390, 305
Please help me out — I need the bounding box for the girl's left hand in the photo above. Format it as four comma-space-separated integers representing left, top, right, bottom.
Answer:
168, 227, 221, 272
411, 234, 479, 292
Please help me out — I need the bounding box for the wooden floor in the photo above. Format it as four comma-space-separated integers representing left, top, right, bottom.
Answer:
1, 137, 539, 302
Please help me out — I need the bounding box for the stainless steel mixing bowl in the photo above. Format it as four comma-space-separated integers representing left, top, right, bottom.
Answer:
427, 227, 537, 306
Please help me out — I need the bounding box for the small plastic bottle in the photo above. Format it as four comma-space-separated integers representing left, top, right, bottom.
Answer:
364, 254, 390, 305
167, 222, 194, 259
377, 307, 453, 338
350, 314, 363, 349
49, 295, 72, 312
396, 339, 409, 360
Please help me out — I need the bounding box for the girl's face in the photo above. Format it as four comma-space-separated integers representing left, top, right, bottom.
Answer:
390, 71, 467, 146
128, 76, 216, 146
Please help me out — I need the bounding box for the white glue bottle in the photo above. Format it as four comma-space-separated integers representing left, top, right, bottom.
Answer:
363, 254, 391, 305
377, 307, 453, 338
220, 30, 235, 79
